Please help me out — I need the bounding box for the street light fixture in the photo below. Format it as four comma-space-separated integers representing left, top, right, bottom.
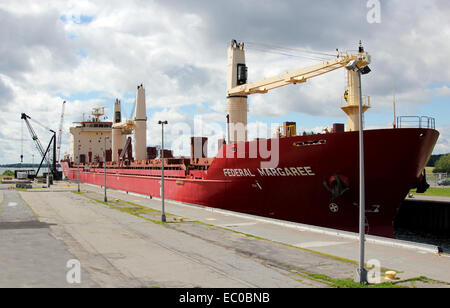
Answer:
158, 120, 168, 222
77, 163, 80, 193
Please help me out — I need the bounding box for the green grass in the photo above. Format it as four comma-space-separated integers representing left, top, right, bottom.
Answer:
289, 268, 408, 288
331, 278, 406, 288
73, 191, 173, 226
425, 166, 435, 175
12, 188, 28, 191
290, 269, 449, 288
411, 187, 450, 197
394, 276, 450, 288
12, 186, 44, 192
1, 170, 14, 177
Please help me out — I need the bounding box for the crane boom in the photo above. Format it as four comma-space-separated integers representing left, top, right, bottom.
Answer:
225, 40, 372, 143
227, 53, 370, 96
56, 101, 66, 162
21, 113, 53, 168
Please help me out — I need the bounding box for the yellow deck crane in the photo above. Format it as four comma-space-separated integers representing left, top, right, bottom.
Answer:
226, 40, 371, 143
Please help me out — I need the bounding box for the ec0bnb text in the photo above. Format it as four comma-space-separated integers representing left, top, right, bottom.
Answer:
179, 292, 270, 305
224, 293, 270, 303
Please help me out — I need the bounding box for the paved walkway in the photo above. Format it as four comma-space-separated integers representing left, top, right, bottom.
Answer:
2, 181, 449, 288
407, 194, 450, 203
0, 187, 97, 288
19, 189, 341, 288
82, 184, 450, 285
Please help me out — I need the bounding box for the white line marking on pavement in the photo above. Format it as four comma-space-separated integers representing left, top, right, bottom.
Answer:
220, 222, 258, 228
295, 241, 351, 249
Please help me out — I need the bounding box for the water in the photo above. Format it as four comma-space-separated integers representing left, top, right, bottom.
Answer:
0, 167, 50, 177
395, 228, 450, 254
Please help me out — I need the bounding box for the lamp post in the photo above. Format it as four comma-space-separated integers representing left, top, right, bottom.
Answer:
356, 67, 367, 284
104, 136, 109, 202
158, 120, 168, 222
77, 163, 80, 193
346, 59, 371, 284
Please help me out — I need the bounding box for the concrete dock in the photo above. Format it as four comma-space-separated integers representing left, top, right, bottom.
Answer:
0, 185, 97, 288
0, 182, 449, 288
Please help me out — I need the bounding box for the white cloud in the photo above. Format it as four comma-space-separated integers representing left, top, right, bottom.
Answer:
434, 126, 450, 154
1, 1, 449, 164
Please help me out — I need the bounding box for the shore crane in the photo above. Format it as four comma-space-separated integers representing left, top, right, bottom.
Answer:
226, 40, 371, 143
21, 113, 62, 180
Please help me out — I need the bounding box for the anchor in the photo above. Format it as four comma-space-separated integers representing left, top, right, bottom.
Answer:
323, 173, 350, 201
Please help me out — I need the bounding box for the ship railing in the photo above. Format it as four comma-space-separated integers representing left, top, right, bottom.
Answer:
340, 95, 371, 108
396, 116, 435, 129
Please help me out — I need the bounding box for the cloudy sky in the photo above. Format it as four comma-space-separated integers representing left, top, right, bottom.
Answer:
0, 0, 449, 164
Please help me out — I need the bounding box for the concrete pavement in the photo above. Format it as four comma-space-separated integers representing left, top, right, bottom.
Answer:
19, 189, 335, 288
82, 183, 450, 285
0, 187, 97, 288
407, 194, 450, 203
2, 181, 449, 288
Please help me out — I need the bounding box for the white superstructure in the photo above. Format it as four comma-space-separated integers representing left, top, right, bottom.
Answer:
69, 84, 149, 164
69, 108, 112, 164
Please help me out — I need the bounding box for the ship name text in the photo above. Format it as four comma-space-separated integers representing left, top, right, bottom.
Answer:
223, 167, 315, 177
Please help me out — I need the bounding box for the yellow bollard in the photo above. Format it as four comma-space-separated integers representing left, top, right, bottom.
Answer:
385, 271, 397, 280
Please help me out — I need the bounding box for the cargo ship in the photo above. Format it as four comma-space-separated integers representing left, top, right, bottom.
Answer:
61, 41, 439, 238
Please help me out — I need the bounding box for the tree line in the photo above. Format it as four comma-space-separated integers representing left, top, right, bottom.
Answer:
427, 153, 449, 173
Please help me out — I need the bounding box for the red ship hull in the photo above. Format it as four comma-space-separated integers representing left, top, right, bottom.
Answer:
62, 128, 439, 238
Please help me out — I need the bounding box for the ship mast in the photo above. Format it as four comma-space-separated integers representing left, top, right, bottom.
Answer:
393, 87, 396, 128
111, 84, 147, 163
226, 40, 248, 144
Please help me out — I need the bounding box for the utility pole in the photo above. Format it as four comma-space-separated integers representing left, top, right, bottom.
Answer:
345, 54, 371, 285
104, 137, 109, 202
357, 67, 368, 284
77, 163, 80, 193
158, 120, 168, 222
